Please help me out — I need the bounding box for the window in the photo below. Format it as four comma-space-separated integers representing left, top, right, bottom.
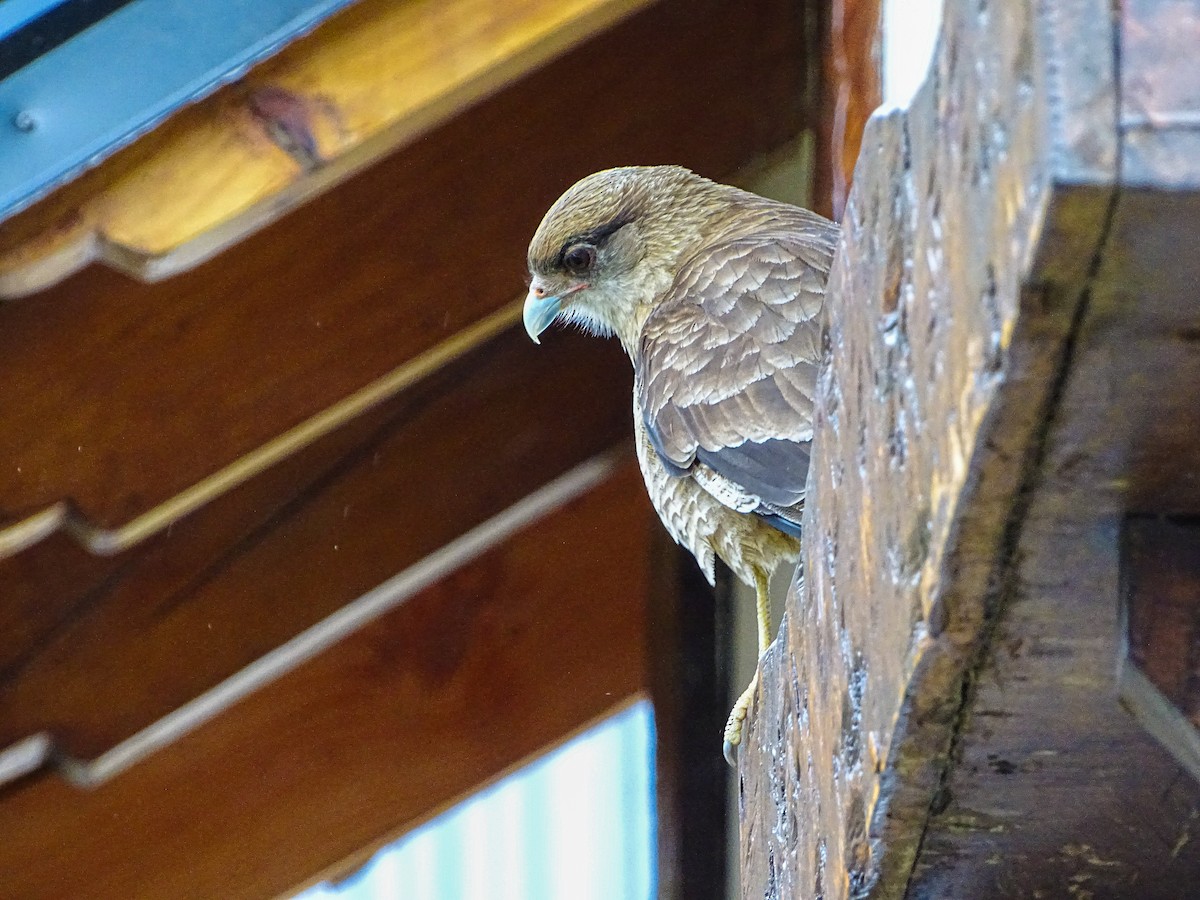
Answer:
296, 701, 656, 900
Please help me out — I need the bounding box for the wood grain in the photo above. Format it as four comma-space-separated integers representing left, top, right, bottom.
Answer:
0, 462, 653, 900
0, 3, 813, 895
739, 1, 1110, 896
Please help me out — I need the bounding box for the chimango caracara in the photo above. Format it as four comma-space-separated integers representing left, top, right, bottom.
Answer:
523, 166, 838, 763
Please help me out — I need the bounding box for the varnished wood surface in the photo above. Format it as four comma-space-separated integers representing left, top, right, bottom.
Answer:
0, 328, 629, 759
0, 463, 653, 900
0, 0, 805, 549
815, 0, 880, 218
0, 2, 814, 893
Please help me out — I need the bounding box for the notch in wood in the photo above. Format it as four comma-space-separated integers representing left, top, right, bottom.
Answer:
1120, 515, 1200, 784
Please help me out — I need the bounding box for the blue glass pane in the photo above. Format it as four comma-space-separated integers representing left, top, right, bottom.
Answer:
296, 701, 656, 900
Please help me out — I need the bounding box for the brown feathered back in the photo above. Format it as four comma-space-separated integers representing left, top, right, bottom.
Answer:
637, 207, 837, 534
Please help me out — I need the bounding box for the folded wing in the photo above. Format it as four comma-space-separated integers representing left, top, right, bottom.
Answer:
637, 224, 837, 535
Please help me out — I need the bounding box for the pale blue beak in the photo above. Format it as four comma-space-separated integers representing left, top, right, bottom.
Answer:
523, 289, 563, 344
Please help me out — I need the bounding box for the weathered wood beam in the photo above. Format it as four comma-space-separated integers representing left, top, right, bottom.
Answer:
739, 0, 1128, 895
897, 24, 1200, 893
895, 1, 1200, 893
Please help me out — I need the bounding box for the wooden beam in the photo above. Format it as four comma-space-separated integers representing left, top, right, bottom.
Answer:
0, 2, 819, 894
814, 0, 880, 219
735, 0, 1159, 895
903, 185, 1200, 897
0, 0, 813, 783
648, 533, 734, 900
895, 2, 1200, 873
0, 2, 818, 892
729, 0, 1200, 896
0, 0, 814, 297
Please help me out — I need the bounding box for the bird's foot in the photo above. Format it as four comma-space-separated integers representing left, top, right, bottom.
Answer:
722, 668, 761, 766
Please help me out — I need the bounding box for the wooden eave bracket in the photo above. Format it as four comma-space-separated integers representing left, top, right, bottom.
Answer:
0, 0, 651, 299
731, 0, 1200, 895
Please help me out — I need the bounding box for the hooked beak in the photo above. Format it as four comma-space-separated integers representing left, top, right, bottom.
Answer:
522, 281, 585, 344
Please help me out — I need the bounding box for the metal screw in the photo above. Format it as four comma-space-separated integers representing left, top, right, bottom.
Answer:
12, 111, 36, 133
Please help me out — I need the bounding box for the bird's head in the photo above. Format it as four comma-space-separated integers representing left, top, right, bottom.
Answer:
524, 166, 726, 352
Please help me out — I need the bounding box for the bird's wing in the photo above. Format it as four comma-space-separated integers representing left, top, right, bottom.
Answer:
637, 230, 834, 531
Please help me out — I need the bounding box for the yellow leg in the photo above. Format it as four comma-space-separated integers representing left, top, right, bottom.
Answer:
723, 566, 772, 765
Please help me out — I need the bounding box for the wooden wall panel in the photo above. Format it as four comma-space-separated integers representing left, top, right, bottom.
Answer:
0, 463, 653, 900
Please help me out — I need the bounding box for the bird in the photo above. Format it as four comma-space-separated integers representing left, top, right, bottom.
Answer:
522, 165, 838, 764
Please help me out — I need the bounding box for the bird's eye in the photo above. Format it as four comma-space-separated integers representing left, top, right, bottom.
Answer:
562, 244, 596, 275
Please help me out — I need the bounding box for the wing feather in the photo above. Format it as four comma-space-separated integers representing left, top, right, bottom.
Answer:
636, 218, 837, 529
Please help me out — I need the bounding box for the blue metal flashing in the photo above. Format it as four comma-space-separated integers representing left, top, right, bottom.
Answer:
0, 2, 72, 41
0, 2, 140, 79
0, 0, 357, 221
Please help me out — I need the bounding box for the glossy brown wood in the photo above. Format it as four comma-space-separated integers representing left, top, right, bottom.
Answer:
0, 463, 653, 900
0, 4, 816, 895
814, 0, 881, 218
0, 0, 805, 534
0, 328, 630, 757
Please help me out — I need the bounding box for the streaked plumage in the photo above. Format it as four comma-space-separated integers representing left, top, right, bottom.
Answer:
523, 166, 838, 761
